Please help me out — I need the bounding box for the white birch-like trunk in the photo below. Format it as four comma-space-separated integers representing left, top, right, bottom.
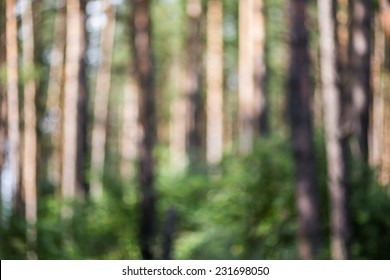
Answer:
206, 0, 223, 165
318, 0, 348, 260
90, 1, 116, 199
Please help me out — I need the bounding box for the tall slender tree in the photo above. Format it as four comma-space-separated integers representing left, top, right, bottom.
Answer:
348, 0, 372, 162
21, 0, 38, 258
5, 0, 21, 212
380, 0, 390, 185
45, 0, 66, 187
206, 0, 223, 165
90, 0, 116, 199
185, 0, 204, 163
288, 0, 320, 259
131, 0, 157, 260
0, 0, 7, 175
238, 0, 267, 154
62, 0, 83, 210
318, 0, 349, 259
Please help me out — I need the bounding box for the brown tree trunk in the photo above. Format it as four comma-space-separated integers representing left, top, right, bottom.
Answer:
185, 0, 204, 163
119, 74, 139, 179
131, 0, 156, 260
45, 0, 66, 188
206, 0, 223, 165
21, 0, 38, 259
288, 0, 320, 260
238, 0, 267, 154
0, 0, 6, 174
348, 0, 372, 162
253, 0, 267, 135
76, 0, 90, 196
318, 0, 349, 259
6, 0, 21, 213
169, 59, 187, 171
62, 0, 83, 211
380, 0, 390, 185
90, 1, 116, 199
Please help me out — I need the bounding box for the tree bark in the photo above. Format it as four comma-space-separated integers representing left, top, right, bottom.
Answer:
45, 0, 66, 188
206, 0, 223, 165
380, 0, 390, 185
0, 0, 6, 175
62, 0, 82, 211
238, 0, 267, 154
6, 0, 21, 213
90, 0, 116, 199
348, 0, 372, 162
288, 0, 320, 259
119, 74, 139, 179
185, 0, 204, 163
318, 0, 349, 259
21, 0, 38, 259
131, 0, 156, 260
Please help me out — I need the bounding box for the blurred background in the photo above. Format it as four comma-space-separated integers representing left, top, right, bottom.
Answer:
0, 0, 390, 260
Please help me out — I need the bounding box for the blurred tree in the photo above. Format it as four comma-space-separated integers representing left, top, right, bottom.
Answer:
131, 0, 157, 260
318, 0, 349, 259
76, 0, 90, 196
380, 0, 390, 185
0, 0, 6, 174
5, 0, 21, 213
348, 0, 372, 163
45, 0, 66, 188
21, 0, 38, 259
206, 0, 223, 165
185, 0, 204, 164
90, 0, 116, 199
238, 0, 267, 154
288, 0, 320, 259
119, 73, 139, 179
62, 0, 83, 210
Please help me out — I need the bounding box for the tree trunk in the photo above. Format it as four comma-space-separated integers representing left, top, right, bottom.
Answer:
206, 0, 223, 165
90, 1, 116, 199
76, 0, 90, 196
0, 0, 6, 174
288, 0, 320, 260
380, 0, 390, 185
119, 74, 139, 179
5, 0, 21, 213
318, 0, 349, 259
21, 0, 37, 259
131, 0, 156, 260
185, 0, 204, 163
169, 59, 187, 171
62, 0, 82, 211
45, 0, 66, 188
238, 0, 267, 154
253, 0, 267, 135
348, 0, 372, 162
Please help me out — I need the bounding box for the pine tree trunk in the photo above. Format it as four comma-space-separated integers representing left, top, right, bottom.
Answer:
238, 0, 267, 154
288, 0, 320, 260
46, 0, 66, 188
90, 1, 116, 199
5, 0, 21, 213
62, 0, 82, 210
185, 0, 204, 163
21, 0, 37, 259
206, 0, 223, 165
253, 0, 267, 135
348, 0, 372, 162
380, 0, 390, 185
119, 74, 139, 179
318, 0, 349, 259
0, 0, 6, 174
131, 0, 156, 260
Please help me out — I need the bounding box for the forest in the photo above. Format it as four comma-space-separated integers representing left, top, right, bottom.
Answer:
0, 0, 390, 260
